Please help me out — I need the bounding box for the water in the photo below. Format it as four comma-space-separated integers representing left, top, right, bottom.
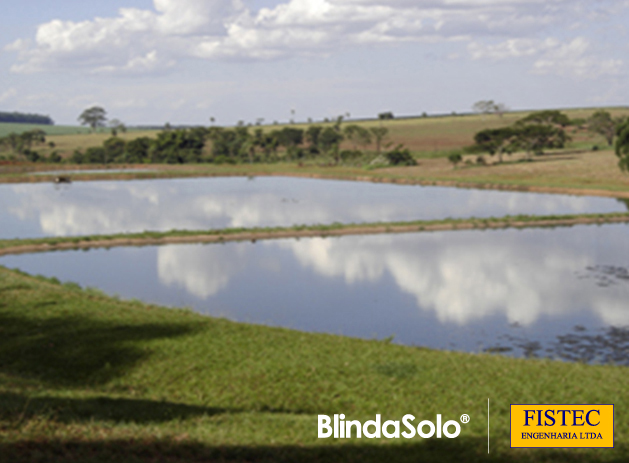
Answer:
0, 176, 626, 239
2, 223, 628, 364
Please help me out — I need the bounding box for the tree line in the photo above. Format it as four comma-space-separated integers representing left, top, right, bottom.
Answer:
0, 129, 58, 162
67, 116, 415, 166
461, 110, 629, 170
0, 111, 54, 125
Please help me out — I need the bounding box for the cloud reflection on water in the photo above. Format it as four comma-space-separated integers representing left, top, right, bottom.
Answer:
1, 177, 625, 239
155, 226, 629, 327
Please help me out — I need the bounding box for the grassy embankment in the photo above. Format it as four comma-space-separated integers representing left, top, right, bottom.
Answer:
1, 266, 628, 463
1, 212, 628, 256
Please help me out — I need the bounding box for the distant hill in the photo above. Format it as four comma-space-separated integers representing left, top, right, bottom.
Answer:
0, 111, 54, 125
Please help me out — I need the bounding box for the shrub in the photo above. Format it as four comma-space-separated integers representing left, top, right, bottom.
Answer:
448, 153, 462, 167
49, 151, 62, 163
384, 146, 416, 166
340, 149, 363, 161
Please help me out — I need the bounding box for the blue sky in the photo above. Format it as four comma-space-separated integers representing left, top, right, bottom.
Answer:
1, 1, 628, 126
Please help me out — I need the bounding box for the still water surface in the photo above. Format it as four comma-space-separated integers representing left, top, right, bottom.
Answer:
2, 224, 628, 363
0, 176, 626, 239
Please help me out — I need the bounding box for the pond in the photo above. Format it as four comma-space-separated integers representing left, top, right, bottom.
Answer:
0, 176, 626, 239
2, 223, 628, 364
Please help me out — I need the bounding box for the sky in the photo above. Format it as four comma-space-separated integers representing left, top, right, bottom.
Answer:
1, 0, 628, 126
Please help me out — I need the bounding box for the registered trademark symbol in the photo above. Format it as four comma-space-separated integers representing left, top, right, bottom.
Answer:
460, 414, 470, 424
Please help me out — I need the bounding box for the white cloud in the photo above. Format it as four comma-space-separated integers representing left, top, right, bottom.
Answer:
0, 88, 17, 103
468, 38, 553, 60
469, 36, 624, 78
6, 0, 624, 75
532, 37, 623, 78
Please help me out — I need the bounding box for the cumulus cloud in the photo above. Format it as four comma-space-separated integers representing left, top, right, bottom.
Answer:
531, 37, 624, 78
5, 0, 624, 76
469, 36, 624, 78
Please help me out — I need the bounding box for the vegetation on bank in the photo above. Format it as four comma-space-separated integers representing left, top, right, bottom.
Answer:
616, 118, 629, 172
466, 110, 629, 168
3, 107, 629, 172
1, 212, 628, 256
1, 265, 628, 463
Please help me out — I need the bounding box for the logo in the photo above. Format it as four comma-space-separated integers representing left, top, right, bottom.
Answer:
318, 414, 469, 439
510, 404, 614, 448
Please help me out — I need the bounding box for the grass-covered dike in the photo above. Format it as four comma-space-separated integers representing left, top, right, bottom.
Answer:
0, 266, 628, 462
1, 212, 628, 257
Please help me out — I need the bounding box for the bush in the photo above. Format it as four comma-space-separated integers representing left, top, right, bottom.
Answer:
23, 149, 41, 162
340, 149, 363, 161
88, 147, 109, 163
71, 150, 85, 164
384, 146, 416, 166
103, 137, 126, 163
448, 153, 462, 167
125, 137, 152, 163
49, 151, 62, 163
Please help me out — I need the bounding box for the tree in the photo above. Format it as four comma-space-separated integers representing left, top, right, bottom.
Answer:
102, 137, 126, 163
514, 124, 568, 159
473, 127, 517, 163
343, 125, 371, 151
152, 128, 206, 163
306, 126, 323, 153
2, 133, 22, 154
587, 110, 617, 146
125, 137, 152, 163
277, 127, 304, 148
378, 111, 394, 120
472, 100, 507, 117
615, 119, 629, 172
109, 119, 127, 136
473, 100, 496, 114
319, 127, 344, 163
0, 130, 46, 157
517, 110, 570, 127
78, 106, 107, 132
369, 127, 389, 155
448, 153, 462, 168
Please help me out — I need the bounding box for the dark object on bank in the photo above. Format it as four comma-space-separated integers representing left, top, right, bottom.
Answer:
54, 176, 72, 184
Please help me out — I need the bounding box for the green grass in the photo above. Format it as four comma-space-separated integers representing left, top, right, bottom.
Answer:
1, 265, 628, 462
